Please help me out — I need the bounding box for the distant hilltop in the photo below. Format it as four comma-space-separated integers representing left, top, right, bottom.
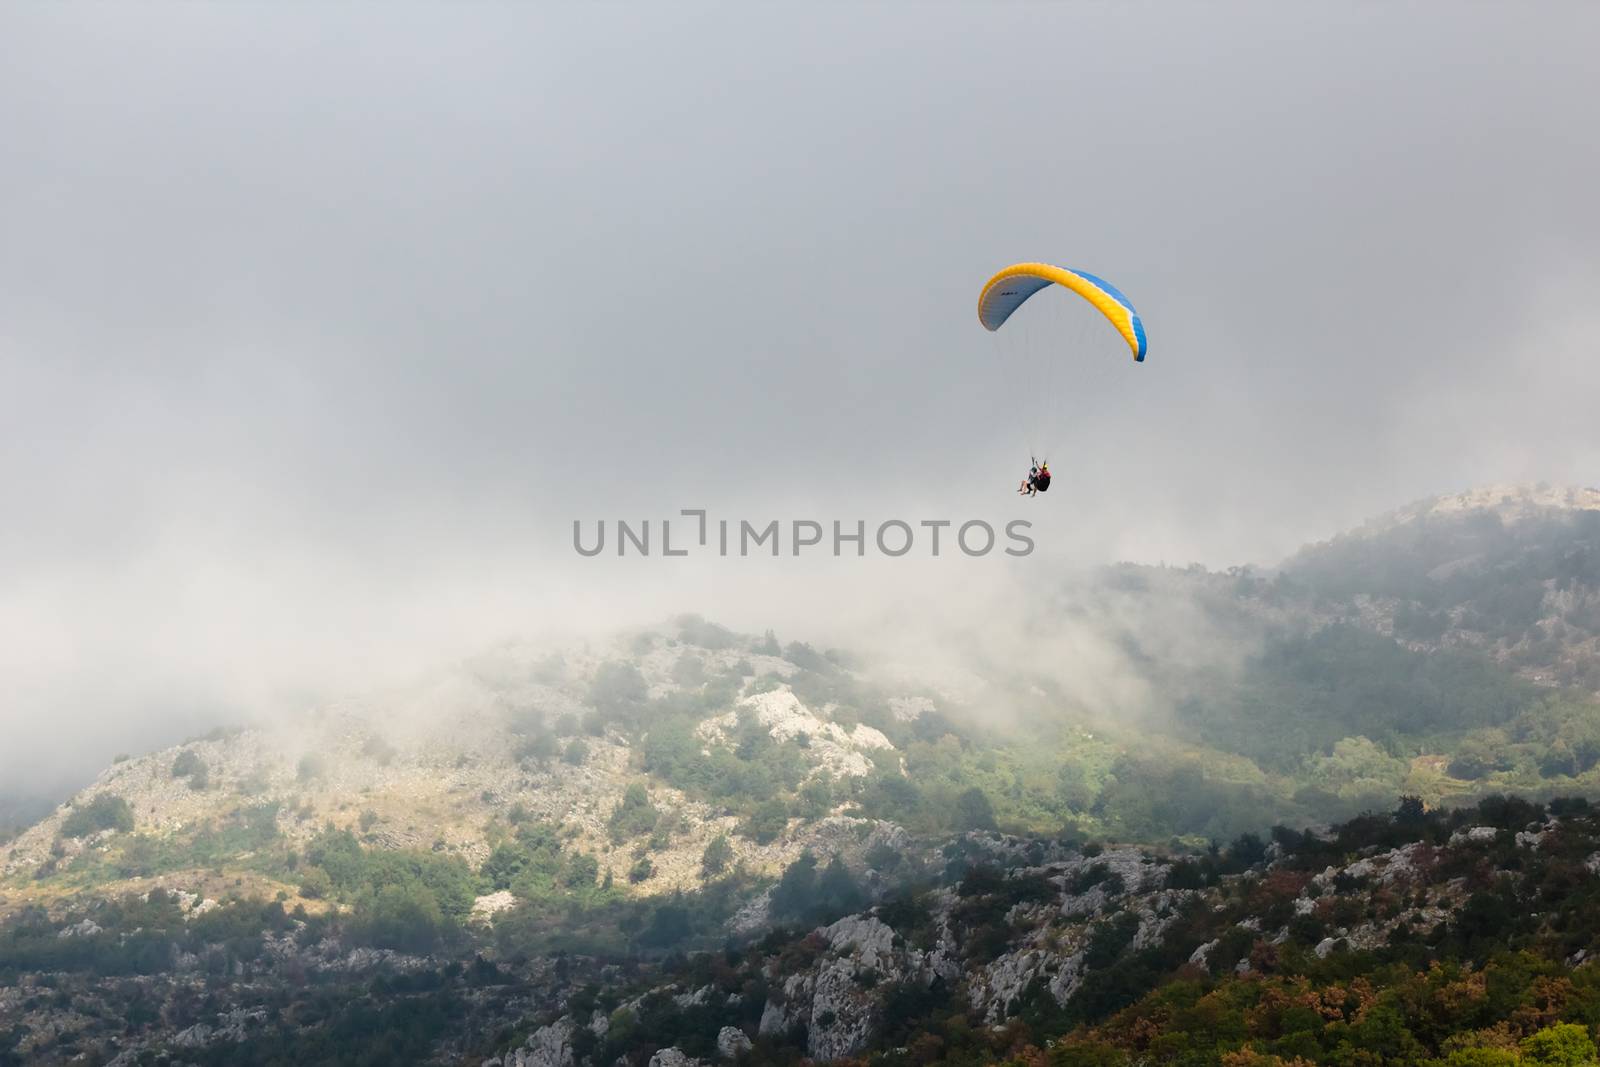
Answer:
1342, 483, 1600, 540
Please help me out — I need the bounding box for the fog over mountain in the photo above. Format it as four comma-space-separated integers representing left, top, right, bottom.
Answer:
4, 3, 1599, 795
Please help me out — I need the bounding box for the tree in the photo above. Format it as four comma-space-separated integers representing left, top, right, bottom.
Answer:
639, 901, 692, 949
770, 852, 818, 921
482, 845, 527, 891
701, 833, 733, 876
815, 856, 866, 919
298, 866, 334, 899
1450, 729, 1514, 779
350, 883, 449, 953
955, 787, 999, 832
1520, 1024, 1598, 1067
563, 739, 591, 766
1395, 794, 1426, 823
1443, 1050, 1521, 1067
1056, 763, 1097, 810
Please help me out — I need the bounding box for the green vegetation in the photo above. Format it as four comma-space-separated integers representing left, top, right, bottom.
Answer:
172, 748, 210, 789
0, 890, 295, 981
701, 832, 733, 876
1175, 624, 1538, 772
60, 794, 134, 839
609, 783, 663, 843
767, 851, 866, 927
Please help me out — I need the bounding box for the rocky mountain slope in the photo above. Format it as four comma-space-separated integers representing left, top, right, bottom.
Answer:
8, 484, 1600, 1064
8, 793, 1600, 1066
1, 630, 922, 916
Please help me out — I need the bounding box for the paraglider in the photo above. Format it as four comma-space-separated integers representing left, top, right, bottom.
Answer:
1019, 459, 1051, 497
979, 263, 1146, 495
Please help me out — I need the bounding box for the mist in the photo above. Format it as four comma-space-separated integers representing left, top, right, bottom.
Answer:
3, 2, 1598, 796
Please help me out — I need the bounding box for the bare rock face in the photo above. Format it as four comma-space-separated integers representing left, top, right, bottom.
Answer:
755, 843, 1194, 1037
472, 890, 518, 924
699, 690, 895, 782
501, 1018, 578, 1067
966, 851, 1185, 1023
648, 1048, 706, 1067
716, 1026, 753, 1060
56, 918, 102, 939
169, 1007, 268, 1049
758, 910, 962, 1061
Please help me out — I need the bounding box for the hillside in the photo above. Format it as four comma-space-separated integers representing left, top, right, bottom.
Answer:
9, 793, 1600, 1064
7, 484, 1600, 1064
1, 631, 917, 915
1278, 485, 1600, 688
10, 486, 1600, 906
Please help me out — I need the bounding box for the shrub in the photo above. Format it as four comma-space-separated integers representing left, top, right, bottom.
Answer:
171, 750, 206, 779
564, 853, 600, 889
60, 794, 134, 838
610, 783, 661, 842
742, 799, 789, 844
518, 731, 560, 765
298, 866, 334, 899
798, 780, 834, 820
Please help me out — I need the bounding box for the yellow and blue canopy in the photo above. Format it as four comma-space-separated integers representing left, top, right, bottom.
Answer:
978, 262, 1147, 362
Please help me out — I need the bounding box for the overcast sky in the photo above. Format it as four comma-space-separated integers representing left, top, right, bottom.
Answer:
3, 3, 1598, 792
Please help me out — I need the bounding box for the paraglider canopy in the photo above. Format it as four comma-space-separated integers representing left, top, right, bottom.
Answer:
978, 262, 1147, 362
